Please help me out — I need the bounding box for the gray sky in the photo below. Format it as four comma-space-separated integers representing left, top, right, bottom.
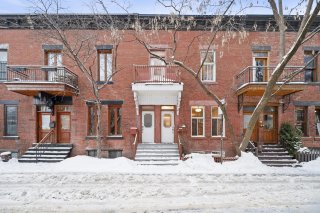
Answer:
0, 0, 309, 15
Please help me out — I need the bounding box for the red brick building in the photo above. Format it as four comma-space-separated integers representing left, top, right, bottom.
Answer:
0, 14, 319, 159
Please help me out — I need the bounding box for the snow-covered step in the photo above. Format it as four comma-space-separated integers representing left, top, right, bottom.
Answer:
19, 143, 73, 163
257, 144, 299, 167
135, 143, 180, 165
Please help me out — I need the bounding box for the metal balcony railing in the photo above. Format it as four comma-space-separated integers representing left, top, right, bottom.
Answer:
6, 65, 79, 89
134, 65, 181, 83
235, 66, 306, 89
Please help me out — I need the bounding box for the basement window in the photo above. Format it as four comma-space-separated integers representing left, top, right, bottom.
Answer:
108, 150, 122, 158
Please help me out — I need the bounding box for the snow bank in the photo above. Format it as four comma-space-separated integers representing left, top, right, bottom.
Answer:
0, 153, 319, 175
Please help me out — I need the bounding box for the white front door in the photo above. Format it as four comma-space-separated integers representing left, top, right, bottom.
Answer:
142, 111, 154, 143
161, 111, 174, 143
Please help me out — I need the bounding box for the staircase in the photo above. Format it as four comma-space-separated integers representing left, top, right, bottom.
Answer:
135, 143, 180, 165
258, 144, 299, 167
18, 143, 73, 163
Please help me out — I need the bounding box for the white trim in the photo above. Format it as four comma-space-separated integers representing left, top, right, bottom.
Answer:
191, 106, 205, 137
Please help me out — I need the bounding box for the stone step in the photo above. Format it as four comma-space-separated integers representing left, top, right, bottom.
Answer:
21, 154, 67, 159
265, 163, 298, 167
137, 161, 180, 166
18, 158, 64, 163
136, 153, 180, 157
260, 159, 298, 164
262, 148, 287, 152
136, 149, 178, 154
29, 147, 72, 151
259, 151, 289, 155
258, 155, 293, 160
135, 156, 180, 161
32, 143, 73, 147
25, 150, 70, 155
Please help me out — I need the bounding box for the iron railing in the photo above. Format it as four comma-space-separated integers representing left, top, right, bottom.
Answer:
235, 66, 306, 88
0, 61, 7, 81
34, 129, 55, 163
296, 148, 320, 162
6, 65, 79, 89
134, 65, 181, 83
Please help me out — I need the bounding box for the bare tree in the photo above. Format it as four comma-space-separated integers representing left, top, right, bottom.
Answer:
30, 0, 124, 158
239, 0, 320, 151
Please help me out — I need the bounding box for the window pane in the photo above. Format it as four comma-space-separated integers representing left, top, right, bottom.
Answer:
144, 113, 152, 128
107, 53, 113, 81
243, 114, 252, 129
5, 106, 17, 136
197, 119, 204, 136
88, 105, 97, 135
192, 119, 197, 136
61, 115, 70, 130
117, 108, 122, 134
263, 114, 273, 130
41, 114, 51, 130
163, 114, 171, 128
212, 107, 218, 117
305, 69, 313, 82
0, 61, 7, 80
212, 119, 218, 136
253, 52, 268, 58
99, 53, 106, 81
192, 107, 204, 117
316, 108, 320, 136
110, 108, 115, 135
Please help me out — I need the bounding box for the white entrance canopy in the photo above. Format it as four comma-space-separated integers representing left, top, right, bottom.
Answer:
132, 83, 183, 115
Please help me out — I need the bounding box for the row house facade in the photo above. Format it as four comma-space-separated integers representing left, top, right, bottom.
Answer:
0, 14, 320, 159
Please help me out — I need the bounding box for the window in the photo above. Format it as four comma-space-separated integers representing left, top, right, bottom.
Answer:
98, 50, 113, 82
295, 107, 308, 136
46, 51, 62, 66
315, 107, 320, 136
200, 50, 216, 81
0, 50, 8, 80
45, 50, 62, 81
150, 50, 166, 81
211, 106, 224, 136
304, 51, 317, 82
88, 105, 97, 136
109, 105, 122, 136
4, 105, 18, 136
191, 106, 204, 137
252, 51, 268, 82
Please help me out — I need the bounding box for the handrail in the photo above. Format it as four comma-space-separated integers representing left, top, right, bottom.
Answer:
133, 133, 138, 146
34, 129, 55, 163
177, 133, 183, 160
6, 65, 79, 89
134, 64, 181, 83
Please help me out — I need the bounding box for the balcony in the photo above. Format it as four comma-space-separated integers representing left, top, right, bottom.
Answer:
132, 65, 183, 115
3, 65, 79, 96
235, 66, 306, 96
134, 65, 181, 83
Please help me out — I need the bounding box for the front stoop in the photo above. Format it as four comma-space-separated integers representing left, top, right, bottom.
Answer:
258, 144, 299, 167
135, 143, 180, 166
18, 143, 73, 163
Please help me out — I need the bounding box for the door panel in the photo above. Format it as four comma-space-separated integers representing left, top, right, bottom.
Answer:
142, 111, 154, 143
38, 112, 51, 142
57, 112, 71, 143
262, 111, 277, 143
243, 113, 258, 142
161, 111, 174, 143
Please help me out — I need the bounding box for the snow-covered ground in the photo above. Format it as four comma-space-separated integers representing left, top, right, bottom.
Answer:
1, 152, 320, 212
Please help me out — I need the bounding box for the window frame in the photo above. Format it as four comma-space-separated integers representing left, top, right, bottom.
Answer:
87, 104, 98, 136
315, 107, 320, 136
295, 106, 308, 136
211, 106, 225, 137
45, 50, 62, 66
4, 105, 18, 136
98, 49, 113, 82
108, 105, 122, 136
304, 51, 318, 82
191, 106, 205, 137
200, 50, 216, 82
0, 49, 8, 81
